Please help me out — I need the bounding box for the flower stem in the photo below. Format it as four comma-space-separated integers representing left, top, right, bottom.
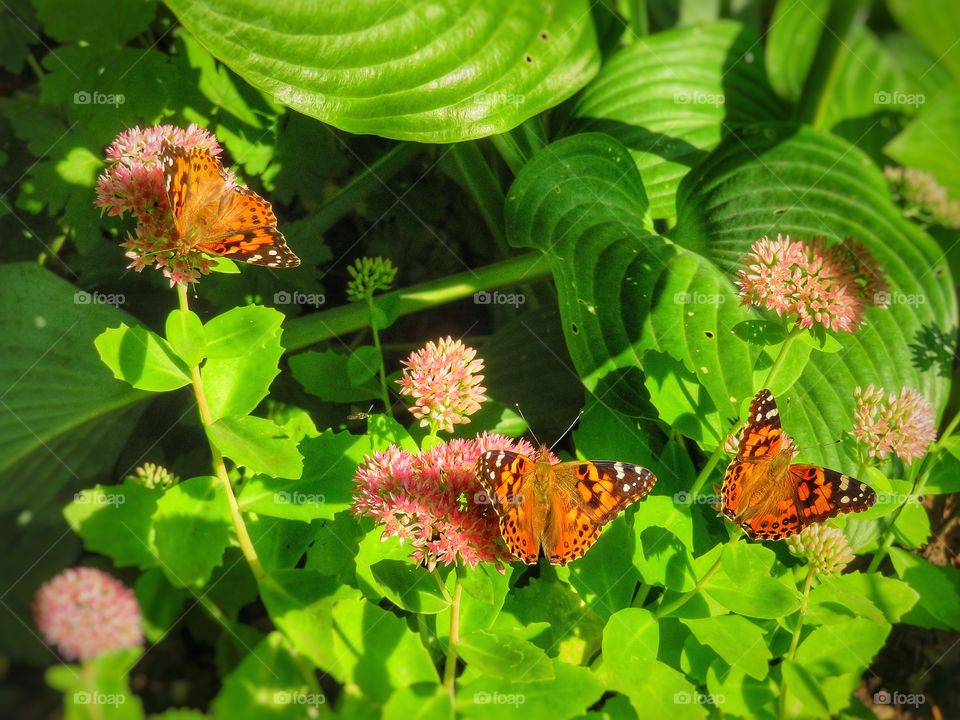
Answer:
443, 572, 464, 717
689, 441, 728, 496
366, 294, 392, 417
764, 325, 803, 392
176, 285, 265, 580
779, 566, 816, 720
283, 253, 550, 351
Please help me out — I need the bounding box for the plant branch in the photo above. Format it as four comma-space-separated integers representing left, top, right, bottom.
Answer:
443, 572, 464, 718
283, 253, 550, 351
177, 285, 265, 581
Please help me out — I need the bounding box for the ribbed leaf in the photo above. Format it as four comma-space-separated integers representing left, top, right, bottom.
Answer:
165, 0, 600, 142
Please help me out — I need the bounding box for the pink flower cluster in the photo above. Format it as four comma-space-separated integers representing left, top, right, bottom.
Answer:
398, 337, 486, 433
95, 124, 231, 286
34, 567, 143, 661
736, 234, 888, 333
852, 385, 936, 463
353, 433, 540, 570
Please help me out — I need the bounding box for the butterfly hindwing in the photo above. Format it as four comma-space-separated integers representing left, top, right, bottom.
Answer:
476, 450, 539, 564
556, 460, 657, 524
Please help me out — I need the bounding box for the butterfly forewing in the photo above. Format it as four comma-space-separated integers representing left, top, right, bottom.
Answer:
159, 142, 300, 268
789, 465, 877, 523
476, 450, 539, 564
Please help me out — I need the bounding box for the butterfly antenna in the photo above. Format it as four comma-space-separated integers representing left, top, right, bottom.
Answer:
549, 410, 584, 452
794, 438, 844, 454
514, 404, 541, 447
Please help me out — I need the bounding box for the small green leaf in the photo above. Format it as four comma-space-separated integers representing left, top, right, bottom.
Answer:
95, 323, 191, 392
794, 617, 889, 678
64, 481, 159, 568
290, 349, 383, 403
371, 560, 451, 614
203, 305, 285, 359
796, 326, 844, 353
151, 475, 231, 588
383, 684, 449, 720
889, 547, 960, 629
201, 329, 283, 421
212, 632, 322, 720
208, 415, 303, 479
808, 572, 918, 625
135, 569, 190, 643
681, 615, 771, 680
927, 436, 960, 493
457, 629, 554, 682
347, 345, 381, 386
781, 659, 831, 717
238, 431, 364, 520
732, 320, 787, 346
165, 309, 206, 367
259, 569, 343, 670
368, 413, 419, 453
44, 647, 145, 720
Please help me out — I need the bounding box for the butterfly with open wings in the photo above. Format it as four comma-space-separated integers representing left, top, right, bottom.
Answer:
160, 142, 299, 268
476, 447, 656, 564
721, 389, 877, 540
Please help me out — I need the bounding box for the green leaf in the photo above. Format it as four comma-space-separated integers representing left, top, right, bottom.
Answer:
165, 309, 206, 367
384, 684, 450, 720
765, 0, 829, 102
64, 481, 159, 568
807, 572, 918, 625
259, 569, 343, 669
892, 497, 932, 548
212, 632, 323, 720
347, 345, 381, 386
238, 430, 365, 520
151, 476, 231, 588
95, 323, 191, 392
201, 329, 283, 422
457, 629, 554, 682
203, 306, 285, 358
368, 413, 419, 454
781, 659, 831, 717
886, 85, 960, 200
371, 560, 450, 614
794, 617, 889, 678
888, 0, 960, 79
247, 516, 317, 572
702, 542, 801, 619
565, 21, 785, 218
166, 0, 601, 142
289, 349, 384, 403
45, 647, 145, 720
458, 660, 605, 719
0, 0, 40, 73
135, 568, 190, 643
208, 415, 303, 479
681, 615, 771, 680
507, 127, 955, 472
0, 264, 149, 513
889, 546, 960, 629
33, 0, 155, 45
927, 436, 960, 493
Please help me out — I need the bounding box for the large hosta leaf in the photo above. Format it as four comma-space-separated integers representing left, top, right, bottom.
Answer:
564, 21, 786, 218
506, 129, 955, 470
165, 0, 600, 142
0, 263, 149, 513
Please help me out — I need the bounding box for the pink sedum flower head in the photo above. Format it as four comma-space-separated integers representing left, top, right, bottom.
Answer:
34, 567, 143, 661
397, 337, 487, 433
353, 433, 546, 570
736, 234, 888, 333
787, 524, 855, 575
852, 385, 936, 463
95, 124, 234, 287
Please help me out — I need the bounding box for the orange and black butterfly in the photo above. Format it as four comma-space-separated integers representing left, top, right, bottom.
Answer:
721, 389, 876, 540
161, 142, 299, 268
476, 447, 656, 564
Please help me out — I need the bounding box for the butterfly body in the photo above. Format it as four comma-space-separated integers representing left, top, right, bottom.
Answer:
477, 447, 656, 565
160, 142, 300, 268
721, 389, 876, 540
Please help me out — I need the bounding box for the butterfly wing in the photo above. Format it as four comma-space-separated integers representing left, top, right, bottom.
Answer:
544, 461, 657, 565
721, 388, 782, 526
160, 143, 300, 268
789, 465, 877, 525
476, 450, 540, 564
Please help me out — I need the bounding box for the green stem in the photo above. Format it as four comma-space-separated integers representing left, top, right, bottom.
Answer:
764, 325, 803, 392
283, 253, 550, 351
177, 286, 265, 580
315, 143, 422, 233
367, 294, 392, 417
25, 51, 44, 81
795, 0, 869, 128
779, 566, 816, 720
629, 0, 648, 37
489, 119, 546, 175
689, 442, 727, 496
448, 142, 508, 255
443, 573, 464, 718
655, 534, 737, 618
